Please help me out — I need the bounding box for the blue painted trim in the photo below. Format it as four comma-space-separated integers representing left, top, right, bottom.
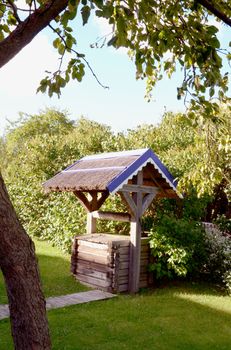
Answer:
149, 150, 177, 186
107, 148, 177, 193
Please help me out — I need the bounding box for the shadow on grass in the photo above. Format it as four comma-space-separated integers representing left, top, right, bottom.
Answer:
37, 253, 89, 298
1, 282, 230, 350
0, 252, 88, 305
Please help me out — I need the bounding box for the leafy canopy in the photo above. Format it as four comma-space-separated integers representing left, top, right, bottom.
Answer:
1, 107, 230, 252
0, 0, 230, 117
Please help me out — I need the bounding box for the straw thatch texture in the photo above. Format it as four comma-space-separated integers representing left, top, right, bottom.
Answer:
43, 155, 138, 192
43, 149, 180, 198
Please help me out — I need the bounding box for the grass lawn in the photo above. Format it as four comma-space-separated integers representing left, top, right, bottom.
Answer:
0, 238, 88, 304
0, 284, 230, 349
0, 240, 231, 349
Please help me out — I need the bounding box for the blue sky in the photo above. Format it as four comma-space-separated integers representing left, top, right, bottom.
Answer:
0, 10, 229, 136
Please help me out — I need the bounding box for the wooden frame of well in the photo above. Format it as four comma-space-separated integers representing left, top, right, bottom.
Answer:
43, 148, 180, 294
70, 169, 158, 294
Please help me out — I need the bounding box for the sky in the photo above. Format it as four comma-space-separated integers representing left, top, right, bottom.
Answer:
0, 8, 229, 136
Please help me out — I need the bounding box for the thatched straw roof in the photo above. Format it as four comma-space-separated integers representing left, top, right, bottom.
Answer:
43, 148, 181, 198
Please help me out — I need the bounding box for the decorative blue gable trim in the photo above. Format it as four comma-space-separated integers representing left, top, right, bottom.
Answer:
107, 148, 178, 194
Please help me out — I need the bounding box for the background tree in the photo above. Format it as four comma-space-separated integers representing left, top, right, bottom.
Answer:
2, 107, 230, 252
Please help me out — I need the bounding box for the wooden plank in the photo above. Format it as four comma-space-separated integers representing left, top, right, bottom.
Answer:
119, 276, 129, 284
76, 273, 111, 288
92, 210, 131, 222
113, 248, 120, 292
120, 261, 129, 269
114, 240, 130, 247
119, 255, 129, 263
78, 234, 130, 247
77, 252, 111, 265
77, 240, 108, 250
118, 269, 129, 277
119, 246, 130, 255
118, 284, 128, 292
78, 245, 110, 257
77, 260, 114, 273
119, 250, 130, 256
76, 266, 109, 280
122, 184, 159, 194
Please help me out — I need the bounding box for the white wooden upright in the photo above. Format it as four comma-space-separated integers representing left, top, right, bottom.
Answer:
129, 171, 142, 293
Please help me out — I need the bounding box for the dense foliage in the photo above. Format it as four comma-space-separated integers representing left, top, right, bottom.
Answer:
148, 215, 206, 279
0, 1, 230, 118
0, 107, 230, 290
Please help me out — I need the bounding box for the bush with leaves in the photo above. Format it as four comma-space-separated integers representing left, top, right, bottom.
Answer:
214, 214, 231, 235
148, 215, 206, 280
202, 227, 231, 293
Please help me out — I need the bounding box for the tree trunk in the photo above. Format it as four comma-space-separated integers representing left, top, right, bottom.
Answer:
0, 173, 51, 349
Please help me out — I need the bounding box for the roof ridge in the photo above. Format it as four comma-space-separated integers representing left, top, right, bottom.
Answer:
81, 148, 149, 161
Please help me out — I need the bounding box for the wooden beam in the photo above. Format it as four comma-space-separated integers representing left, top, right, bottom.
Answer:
129, 170, 143, 293
95, 191, 109, 210
73, 191, 92, 212
122, 184, 159, 194
92, 211, 131, 222
88, 192, 98, 211
87, 212, 97, 234
74, 190, 109, 212
141, 192, 157, 215
145, 166, 168, 196
119, 191, 137, 218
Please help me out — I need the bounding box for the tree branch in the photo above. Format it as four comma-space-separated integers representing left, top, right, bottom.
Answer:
197, 0, 231, 27
49, 23, 109, 89
0, 0, 69, 69
7, 0, 22, 23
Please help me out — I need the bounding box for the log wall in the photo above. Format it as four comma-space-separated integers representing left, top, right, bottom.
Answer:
71, 234, 153, 293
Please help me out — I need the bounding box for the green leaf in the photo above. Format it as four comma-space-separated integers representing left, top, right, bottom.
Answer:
107, 36, 117, 47
81, 5, 91, 25
53, 38, 60, 49
209, 87, 215, 98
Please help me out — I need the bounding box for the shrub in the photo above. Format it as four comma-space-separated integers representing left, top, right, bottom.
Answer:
148, 215, 206, 280
202, 227, 231, 293
214, 214, 231, 235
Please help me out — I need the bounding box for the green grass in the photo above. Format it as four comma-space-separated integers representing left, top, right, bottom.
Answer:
0, 239, 88, 304
0, 240, 231, 349
1, 282, 231, 350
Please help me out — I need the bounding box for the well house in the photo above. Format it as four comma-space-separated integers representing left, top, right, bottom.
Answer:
43, 148, 181, 293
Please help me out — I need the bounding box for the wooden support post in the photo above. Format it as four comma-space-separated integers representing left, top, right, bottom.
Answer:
129, 171, 143, 293
87, 212, 97, 234
92, 210, 131, 222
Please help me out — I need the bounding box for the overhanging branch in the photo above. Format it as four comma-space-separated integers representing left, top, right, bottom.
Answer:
0, 0, 69, 69
197, 0, 231, 27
